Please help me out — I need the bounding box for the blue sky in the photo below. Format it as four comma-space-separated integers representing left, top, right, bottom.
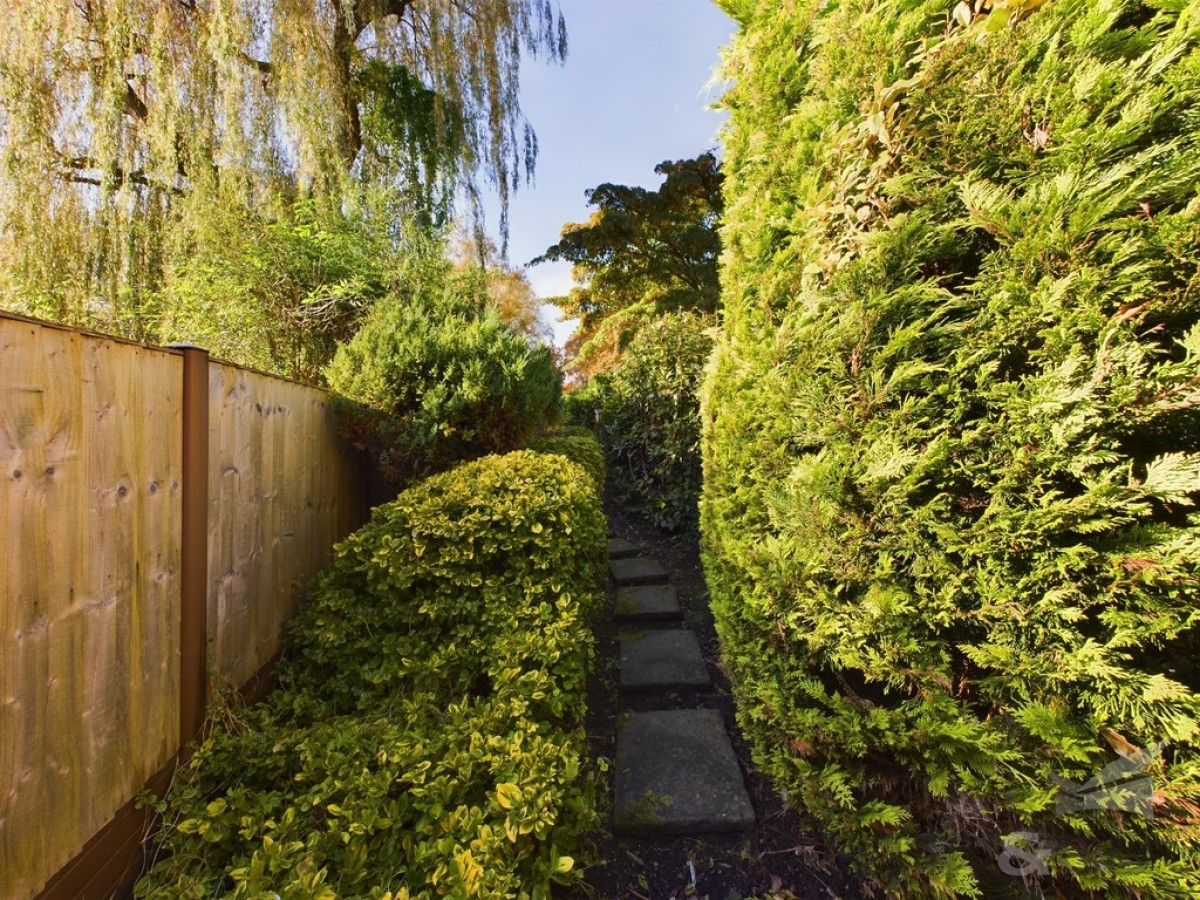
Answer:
482, 0, 736, 345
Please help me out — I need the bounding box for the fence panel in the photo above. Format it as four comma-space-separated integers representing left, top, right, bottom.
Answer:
1, 313, 371, 899
207, 362, 365, 689
0, 318, 183, 900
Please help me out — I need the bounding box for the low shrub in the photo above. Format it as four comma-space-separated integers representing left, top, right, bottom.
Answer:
704, 0, 1200, 896
559, 378, 608, 428
137, 450, 606, 898
525, 427, 606, 496
326, 273, 560, 489
597, 313, 713, 531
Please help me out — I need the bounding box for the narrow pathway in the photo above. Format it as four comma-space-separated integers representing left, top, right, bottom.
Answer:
565, 498, 862, 900
608, 537, 756, 835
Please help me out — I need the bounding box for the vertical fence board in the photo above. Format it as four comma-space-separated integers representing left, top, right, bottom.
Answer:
0, 318, 182, 900
207, 363, 365, 690
1, 313, 368, 899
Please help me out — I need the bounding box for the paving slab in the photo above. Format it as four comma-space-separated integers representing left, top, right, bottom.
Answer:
614, 584, 680, 622
610, 556, 669, 586
608, 536, 641, 559
614, 709, 755, 836
620, 629, 711, 691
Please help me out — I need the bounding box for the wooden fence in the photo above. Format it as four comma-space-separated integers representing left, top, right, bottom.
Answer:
0, 312, 371, 899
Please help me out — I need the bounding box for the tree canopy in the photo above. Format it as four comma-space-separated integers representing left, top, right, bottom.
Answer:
450, 233, 550, 344
533, 152, 723, 374
0, 0, 566, 341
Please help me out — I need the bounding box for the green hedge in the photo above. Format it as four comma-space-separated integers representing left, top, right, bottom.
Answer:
327, 275, 561, 489
568, 313, 712, 530
138, 450, 606, 898
602, 313, 712, 531
704, 0, 1200, 896
525, 427, 606, 497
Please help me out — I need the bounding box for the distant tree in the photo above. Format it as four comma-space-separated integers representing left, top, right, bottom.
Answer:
532, 152, 723, 374
451, 233, 551, 344
0, 0, 566, 339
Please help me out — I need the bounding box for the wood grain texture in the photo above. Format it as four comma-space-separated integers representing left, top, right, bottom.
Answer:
207, 363, 365, 690
0, 316, 182, 900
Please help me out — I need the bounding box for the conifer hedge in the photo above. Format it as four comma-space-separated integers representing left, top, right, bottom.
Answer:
326, 271, 560, 490
703, 0, 1200, 895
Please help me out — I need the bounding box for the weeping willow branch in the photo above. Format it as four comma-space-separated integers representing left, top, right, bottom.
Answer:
59, 155, 183, 195
123, 81, 148, 119
0, 0, 568, 334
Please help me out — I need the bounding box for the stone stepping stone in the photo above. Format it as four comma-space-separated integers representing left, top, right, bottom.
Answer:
614, 709, 755, 836
608, 536, 641, 559
614, 584, 680, 622
620, 629, 711, 692
610, 556, 669, 586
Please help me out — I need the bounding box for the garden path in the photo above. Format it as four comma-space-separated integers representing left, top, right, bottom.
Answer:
608, 537, 756, 835
564, 498, 863, 899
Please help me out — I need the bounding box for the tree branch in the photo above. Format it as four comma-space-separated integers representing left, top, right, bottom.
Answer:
351, 0, 418, 42
239, 51, 273, 76
124, 81, 148, 119
60, 155, 183, 195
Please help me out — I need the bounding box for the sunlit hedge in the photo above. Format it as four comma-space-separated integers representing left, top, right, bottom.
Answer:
568, 313, 712, 530
138, 450, 605, 898
327, 270, 560, 489
703, 0, 1200, 895
526, 426, 606, 496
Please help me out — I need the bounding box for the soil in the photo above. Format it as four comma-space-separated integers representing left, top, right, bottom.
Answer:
559, 495, 866, 900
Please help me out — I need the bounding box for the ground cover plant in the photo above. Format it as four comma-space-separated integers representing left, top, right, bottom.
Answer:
137, 448, 606, 898
703, 0, 1200, 896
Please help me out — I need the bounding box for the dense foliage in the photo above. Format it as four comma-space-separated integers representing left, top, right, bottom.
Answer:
138, 449, 606, 898
326, 262, 560, 488
703, 0, 1200, 895
526, 427, 607, 496
451, 235, 552, 344
579, 313, 712, 531
0, 0, 564, 346
159, 196, 396, 381
534, 154, 723, 377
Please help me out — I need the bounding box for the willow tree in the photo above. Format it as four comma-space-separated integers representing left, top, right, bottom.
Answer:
0, 0, 565, 343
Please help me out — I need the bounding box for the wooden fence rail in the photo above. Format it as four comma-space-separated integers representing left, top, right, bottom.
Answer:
0, 312, 371, 899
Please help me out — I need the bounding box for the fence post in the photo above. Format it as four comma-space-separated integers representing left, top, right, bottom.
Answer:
174, 344, 209, 749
